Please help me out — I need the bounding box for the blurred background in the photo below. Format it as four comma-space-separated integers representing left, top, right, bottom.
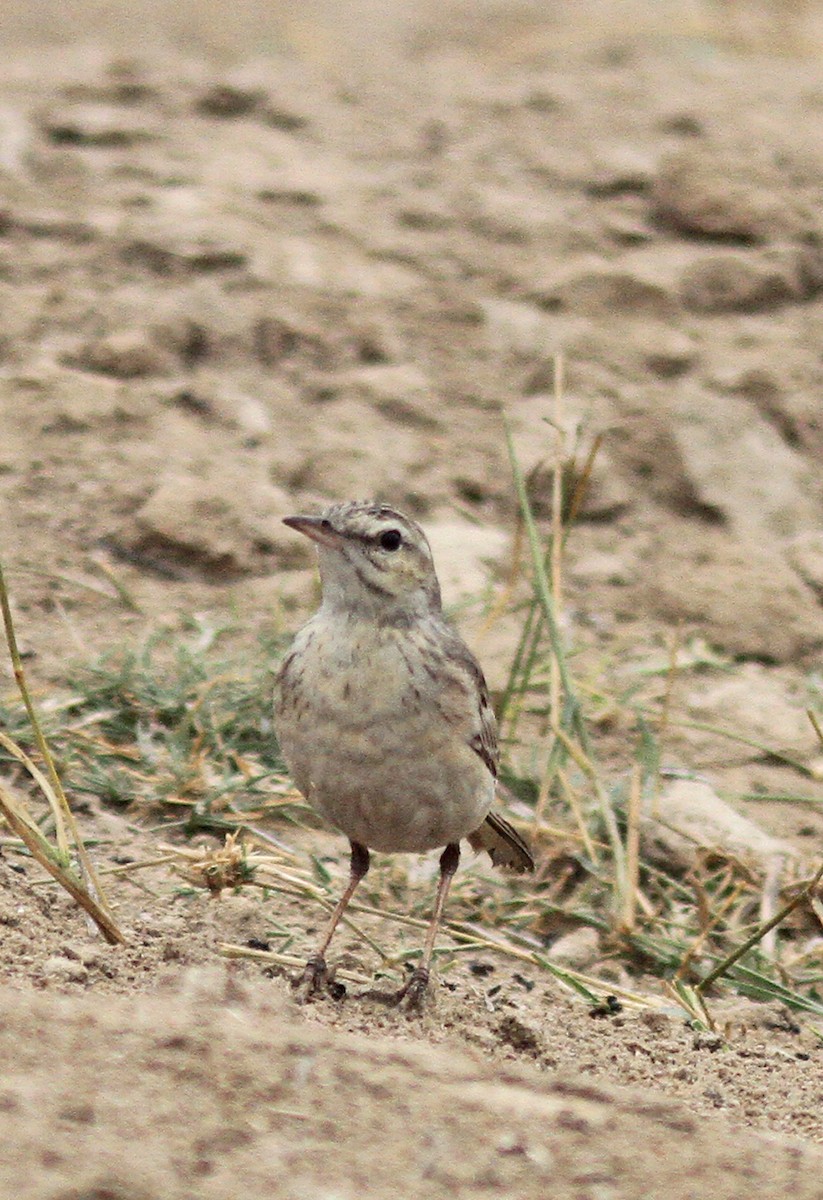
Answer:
2, 1, 823, 64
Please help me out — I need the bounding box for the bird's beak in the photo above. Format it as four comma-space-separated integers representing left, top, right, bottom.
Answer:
282, 515, 342, 549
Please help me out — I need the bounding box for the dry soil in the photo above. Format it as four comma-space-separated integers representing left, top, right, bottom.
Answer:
1, 3, 823, 1198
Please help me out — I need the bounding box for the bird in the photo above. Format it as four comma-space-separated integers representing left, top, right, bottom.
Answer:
273, 500, 534, 1007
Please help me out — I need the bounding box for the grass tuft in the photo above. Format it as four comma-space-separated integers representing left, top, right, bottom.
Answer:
490, 375, 822, 1025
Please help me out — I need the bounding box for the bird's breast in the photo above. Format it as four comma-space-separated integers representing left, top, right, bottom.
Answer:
280, 617, 432, 729
273, 614, 493, 851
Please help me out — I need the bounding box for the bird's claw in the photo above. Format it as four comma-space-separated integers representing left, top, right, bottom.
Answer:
361, 966, 430, 1011
292, 953, 329, 1003
397, 966, 430, 1011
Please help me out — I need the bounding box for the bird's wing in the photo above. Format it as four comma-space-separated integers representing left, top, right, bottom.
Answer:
431, 624, 500, 779
468, 672, 500, 780
431, 626, 534, 874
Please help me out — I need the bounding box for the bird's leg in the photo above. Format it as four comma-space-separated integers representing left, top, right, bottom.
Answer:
395, 842, 460, 1010
294, 840, 370, 1001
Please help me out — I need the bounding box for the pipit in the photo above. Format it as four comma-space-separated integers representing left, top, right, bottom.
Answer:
274, 500, 534, 1007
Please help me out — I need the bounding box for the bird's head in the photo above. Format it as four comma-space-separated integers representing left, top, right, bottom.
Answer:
283, 500, 442, 622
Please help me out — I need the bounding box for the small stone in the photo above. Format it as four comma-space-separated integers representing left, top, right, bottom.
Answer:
42, 103, 155, 147
685, 665, 816, 756
263, 100, 310, 132
207, 59, 311, 131
466, 184, 559, 243
498, 1015, 542, 1053
11, 210, 93, 241
167, 382, 274, 438
254, 316, 301, 366
350, 363, 439, 430
396, 195, 453, 232
547, 926, 600, 967
653, 148, 801, 243
721, 366, 782, 405
637, 525, 823, 662
669, 387, 819, 540
603, 210, 655, 245
257, 164, 327, 207
64, 330, 176, 380
194, 84, 264, 118
658, 112, 704, 137
42, 955, 88, 984
121, 216, 248, 274
640, 1011, 673, 1034
642, 779, 796, 872
680, 252, 800, 314
584, 146, 655, 196
33, 369, 138, 431
118, 468, 306, 579
644, 329, 697, 378
57, 1101, 96, 1124
75, 944, 111, 969
693, 1032, 726, 1052
535, 266, 678, 321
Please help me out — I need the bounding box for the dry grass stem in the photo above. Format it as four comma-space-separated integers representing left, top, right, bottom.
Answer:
696, 861, 823, 994
620, 763, 642, 934
674, 883, 746, 983
0, 557, 124, 944
653, 622, 682, 820
0, 779, 125, 943
547, 353, 565, 797
555, 767, 599, 864
0, 729, 71, 859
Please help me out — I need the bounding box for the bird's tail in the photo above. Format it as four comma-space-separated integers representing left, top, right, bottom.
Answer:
467, 811, 534, 874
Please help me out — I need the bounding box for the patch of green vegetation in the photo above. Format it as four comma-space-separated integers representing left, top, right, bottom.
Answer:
1, 627, 294, 835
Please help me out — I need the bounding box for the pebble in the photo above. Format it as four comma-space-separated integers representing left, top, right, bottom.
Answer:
643, 779, 796, 872
637, 526, 823, 662
42, 955, 88, 984
65, 330, 176, 379
41, 103, 156, 147
680, 252, 801, 314
652, 148, 801, 243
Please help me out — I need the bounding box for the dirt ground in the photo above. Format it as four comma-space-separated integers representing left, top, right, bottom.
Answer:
1, 2, 823, 1197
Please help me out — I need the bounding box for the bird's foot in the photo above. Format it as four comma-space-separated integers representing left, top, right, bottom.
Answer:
361, 966, 430, 1012
396, 966, 430, 1011
292, 953, 329, 1003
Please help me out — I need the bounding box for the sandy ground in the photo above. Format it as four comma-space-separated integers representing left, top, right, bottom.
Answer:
1, 1, 823, 1197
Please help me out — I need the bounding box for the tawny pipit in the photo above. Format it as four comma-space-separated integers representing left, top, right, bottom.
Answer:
274, 500, 534, 1006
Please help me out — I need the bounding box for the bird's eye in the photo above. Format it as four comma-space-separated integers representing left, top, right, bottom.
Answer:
379, 529, 402, 551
